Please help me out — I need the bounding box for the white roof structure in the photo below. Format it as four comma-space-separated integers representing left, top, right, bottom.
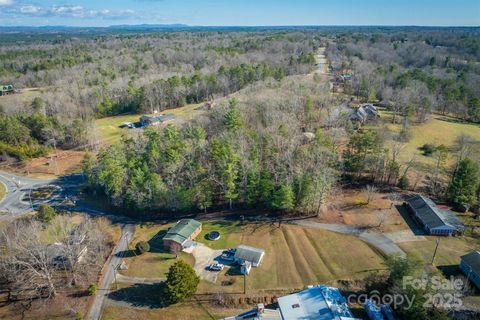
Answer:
278, 285, 359, 320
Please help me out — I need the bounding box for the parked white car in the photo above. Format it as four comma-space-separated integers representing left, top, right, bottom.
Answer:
209, 263, 224, 271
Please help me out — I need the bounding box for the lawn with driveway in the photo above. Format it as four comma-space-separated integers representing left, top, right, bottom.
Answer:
119, 220, 386, 291
197, 221, 386, 292
118, 223, 195, 279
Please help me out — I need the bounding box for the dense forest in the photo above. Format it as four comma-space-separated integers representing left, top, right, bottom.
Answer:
84, 77, 338, 213
0, 31, 317, 160
327, 32, 480, 123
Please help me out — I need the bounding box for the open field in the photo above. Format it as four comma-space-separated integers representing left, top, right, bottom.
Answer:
4, 149, 86, 178
94, 102, 206, 145
378, 111, 480, 168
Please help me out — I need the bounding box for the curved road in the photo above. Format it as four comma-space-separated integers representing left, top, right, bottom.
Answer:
0, 171, 55, 218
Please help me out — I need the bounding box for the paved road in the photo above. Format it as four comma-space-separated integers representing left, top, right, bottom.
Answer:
0, 171, 55, 217
88, 224, 135, 320
291, 220, 407, 257
0, 170, 115, 222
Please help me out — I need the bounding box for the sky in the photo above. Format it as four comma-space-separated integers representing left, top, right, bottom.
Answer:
0, 0, 479, 27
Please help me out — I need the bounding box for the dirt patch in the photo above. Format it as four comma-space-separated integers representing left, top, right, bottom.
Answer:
186, 243, 224, 283
7, 150, 86, 177
319, 189, 408, 232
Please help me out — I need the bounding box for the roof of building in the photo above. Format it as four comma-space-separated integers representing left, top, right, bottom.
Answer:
140, 113, 176, 123
1, 85, 13, 91
234, 245, 265, 264
224, 306, 282, 320
277, 285, 358, 320
406, 195, 464, 231
163, 219, 202, 245
364, 300, 383, 320
461, 251, 480, 275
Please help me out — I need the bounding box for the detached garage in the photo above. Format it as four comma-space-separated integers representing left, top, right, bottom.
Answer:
405, 195, 464, 236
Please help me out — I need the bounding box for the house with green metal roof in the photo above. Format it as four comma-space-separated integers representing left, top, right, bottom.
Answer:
163, 219, 202, 253
0, 84, 14, 96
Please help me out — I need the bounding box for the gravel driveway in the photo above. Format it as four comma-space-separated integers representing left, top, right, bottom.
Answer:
184, 243, 224, 283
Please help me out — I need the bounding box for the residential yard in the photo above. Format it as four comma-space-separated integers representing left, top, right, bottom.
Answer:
102, 284, 245, 320
198, 221, 386, 291
104, 221, 386, 319
399, 236, 478, 266
94, 102, 206, 145
0, 213, 121, 320
117, 220, 386, 292
119, 223, 195, 279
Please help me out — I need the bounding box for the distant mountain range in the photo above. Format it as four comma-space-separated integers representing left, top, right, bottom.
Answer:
0, 24, 478, 34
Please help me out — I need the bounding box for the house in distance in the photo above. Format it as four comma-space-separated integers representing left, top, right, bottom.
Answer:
350, 103, 379, 124
0, 84, 14, 96
163, 219, 202, 253
405, 195, 465, 236
140, 113, 176, 127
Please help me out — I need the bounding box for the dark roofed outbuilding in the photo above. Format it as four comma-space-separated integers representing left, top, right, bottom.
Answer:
405, 195, 464, 236
460, 251, 480, 289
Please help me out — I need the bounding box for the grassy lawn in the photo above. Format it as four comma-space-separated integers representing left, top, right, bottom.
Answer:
197, 220, 245, 250
0, 181, 6, 203
378, 111, 480, 168
199, 222, 386, 292
119, 223, 195, 279
94, 103, 205, 145
399, 236, 478, 267
122, 220, 385, 293
94, 114, 140, 145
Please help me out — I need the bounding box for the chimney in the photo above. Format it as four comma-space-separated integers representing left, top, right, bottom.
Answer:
257, 303, 265, 316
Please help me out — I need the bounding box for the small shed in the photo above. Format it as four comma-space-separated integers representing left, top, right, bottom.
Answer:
234, 245, 265, 269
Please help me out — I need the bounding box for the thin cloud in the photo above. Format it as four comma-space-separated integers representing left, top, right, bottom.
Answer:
3, 3, 138, 20
0, 0, 13, 6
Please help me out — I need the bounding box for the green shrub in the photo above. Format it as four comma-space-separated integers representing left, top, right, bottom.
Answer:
420, 143, 436, 156
135, 241, 150, 254
398, 175, 410, 190
37, 203, 56, 223
88, 283, 97, 296
75, 312, 84, 320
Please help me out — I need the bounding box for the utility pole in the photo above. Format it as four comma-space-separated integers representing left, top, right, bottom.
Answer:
243, 273, 246, 294
431, 238, 440, 265
113, 264, 118, 290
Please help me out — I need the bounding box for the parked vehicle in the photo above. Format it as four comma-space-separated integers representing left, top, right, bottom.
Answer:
209, 263, 224, 271
221, 252, 235, 261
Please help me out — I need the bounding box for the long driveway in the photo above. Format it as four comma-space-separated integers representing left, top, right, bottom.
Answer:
291, 220, 407, 257
87, 224, 135, 320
